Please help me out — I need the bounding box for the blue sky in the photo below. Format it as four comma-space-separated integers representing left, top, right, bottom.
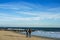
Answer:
0, 0, 60, 27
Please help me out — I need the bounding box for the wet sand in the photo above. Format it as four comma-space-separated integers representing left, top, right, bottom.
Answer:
0, 30, 58, 40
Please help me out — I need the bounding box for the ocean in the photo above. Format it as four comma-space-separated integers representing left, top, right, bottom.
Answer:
20, 30, 60, 39
32, 30, 60, 38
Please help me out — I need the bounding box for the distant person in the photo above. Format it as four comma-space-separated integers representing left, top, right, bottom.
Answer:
28, 29, 32, 38
26, 29, 28, 37
26, 29, 32, 38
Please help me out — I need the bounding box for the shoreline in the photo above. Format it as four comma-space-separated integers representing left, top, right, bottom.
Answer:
0, 30, 59, 40
32, 35, 60, 40
14, 31, 60, 40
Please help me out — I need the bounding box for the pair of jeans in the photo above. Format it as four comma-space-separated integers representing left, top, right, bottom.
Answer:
26, 32, 31, 38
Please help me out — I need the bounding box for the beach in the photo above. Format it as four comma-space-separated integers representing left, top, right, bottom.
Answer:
0, 30, 58, 40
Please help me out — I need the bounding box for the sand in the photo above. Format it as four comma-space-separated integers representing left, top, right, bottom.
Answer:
0, 30, 58, 40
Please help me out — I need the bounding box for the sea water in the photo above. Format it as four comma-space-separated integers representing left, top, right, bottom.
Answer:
32, 31, 60, 38
21, 31, 60, 38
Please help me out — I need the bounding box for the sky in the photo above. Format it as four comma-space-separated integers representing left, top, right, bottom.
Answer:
0, 0, 60, 27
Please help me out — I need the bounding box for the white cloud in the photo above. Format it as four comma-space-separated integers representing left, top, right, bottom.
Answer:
0, 4, 19, 10
13, 17, 40, 21
0, 11, 60, 21
48, 7, 60, 11
0, 1, 45, 11
39, 13, 60, 20
0, 2, 60, 21
16, 11, 60, 20
17, 11, 37, 15
0, 2, 33, 10
0, 13, 40, 21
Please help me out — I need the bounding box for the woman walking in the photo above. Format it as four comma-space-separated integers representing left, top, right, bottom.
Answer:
28, 29, 32, 38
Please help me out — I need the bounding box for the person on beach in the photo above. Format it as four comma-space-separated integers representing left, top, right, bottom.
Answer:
26, 29, 28, 37
26, 29, 32, 38
28, 29, 32, 38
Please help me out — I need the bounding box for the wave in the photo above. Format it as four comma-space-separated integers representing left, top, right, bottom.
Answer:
19, 30, 60, 38
32, 31, 60, 38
